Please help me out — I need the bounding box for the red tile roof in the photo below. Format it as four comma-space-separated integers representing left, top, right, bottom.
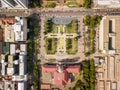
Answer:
42, 65, 56, 73
42, 64, 80, 87
66, 66, 80, 73
54, 71, 68, 87
0, 18, 15, 25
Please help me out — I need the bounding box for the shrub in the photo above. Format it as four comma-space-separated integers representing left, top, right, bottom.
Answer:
45, 2, 56, 8
83, 0, 91, 8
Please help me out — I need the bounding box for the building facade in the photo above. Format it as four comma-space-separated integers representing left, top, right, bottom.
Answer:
1, 0, 28, 9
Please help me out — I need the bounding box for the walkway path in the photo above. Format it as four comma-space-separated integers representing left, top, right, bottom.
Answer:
46, 25, 78, 55
39, 16, 86, 63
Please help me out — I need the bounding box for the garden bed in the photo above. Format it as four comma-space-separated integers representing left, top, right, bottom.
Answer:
45, 38, 57, 54
66, 37, 78, 54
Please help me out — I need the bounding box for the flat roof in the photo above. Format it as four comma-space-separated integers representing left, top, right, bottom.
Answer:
42, 64, 80, 87
8, 55, 13, 63
1, 54, 5, 60
4, 25, 15, 42
10, 44, 15, 55
41, 84, 51, 90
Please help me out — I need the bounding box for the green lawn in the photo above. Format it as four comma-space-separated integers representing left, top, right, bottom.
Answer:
52, 24, 58, 33
60, 25, 63, 33
45, 38, 57, 54
44, 19, 58, 34
66, 1, 78, 7
66, 37, 78, 54
65, 20, 78, 33
45, 2, 57, 8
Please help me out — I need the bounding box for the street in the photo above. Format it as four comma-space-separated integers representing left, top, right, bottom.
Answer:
0, 8, 120, 17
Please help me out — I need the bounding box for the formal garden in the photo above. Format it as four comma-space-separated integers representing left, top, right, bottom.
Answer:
44, 18, 79, 55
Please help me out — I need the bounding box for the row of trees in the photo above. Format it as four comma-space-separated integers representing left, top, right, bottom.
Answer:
80, 60, 95, 90
33, 61, 40, 90
71, 59, 96, 90
66, 39, 72, 49
44, 19, 54, 34
84, 15, 102, 27
27, 17, 40, 90
84, 15, 102, 56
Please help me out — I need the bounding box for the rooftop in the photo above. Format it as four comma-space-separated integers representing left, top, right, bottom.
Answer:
99, 16, 120, 54
42, 64, 80, 87
41, 84, 51, 90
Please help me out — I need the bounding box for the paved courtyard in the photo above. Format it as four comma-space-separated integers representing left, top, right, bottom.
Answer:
52, 17, 76, 25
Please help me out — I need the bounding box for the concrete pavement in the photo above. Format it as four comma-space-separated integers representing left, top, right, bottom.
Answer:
0, 8, 120, 17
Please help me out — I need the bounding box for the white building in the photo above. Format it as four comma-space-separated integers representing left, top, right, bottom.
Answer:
99, 16, 120, 54
19, 55, 26, 75
1, 0, 28, 9
1, 0, 15, 8
18, 82, 27, 90
97, 0, 120, 7
3, 17, 28, 43
97, 0, 111, 5
13, 17, 27, 42
0, 43, 27, 90
14, 0, 28, 8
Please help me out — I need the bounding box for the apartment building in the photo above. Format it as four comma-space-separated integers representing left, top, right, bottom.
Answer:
0, 44, 27, 90
0, 15, 28, 90
96, 16, 120, 90
1, 0, 15, 8
14, 0, 28, 8
1, 0, 28, 9
1, 16, 28, 42
13, 17, 27, 42
95, 56, 120, 90
99, 16, 120, 54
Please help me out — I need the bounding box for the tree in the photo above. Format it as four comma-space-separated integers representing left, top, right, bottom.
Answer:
89, 59, 95, 90
45, 2, 56, 8
84, 15, 91, 25
84, 52, 90, 57
83, 0, 91, 8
